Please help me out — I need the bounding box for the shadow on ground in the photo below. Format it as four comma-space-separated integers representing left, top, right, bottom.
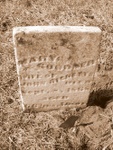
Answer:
87, 89, 113, 108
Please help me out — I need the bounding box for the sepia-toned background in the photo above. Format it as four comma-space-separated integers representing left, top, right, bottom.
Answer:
0, 0, 113, 149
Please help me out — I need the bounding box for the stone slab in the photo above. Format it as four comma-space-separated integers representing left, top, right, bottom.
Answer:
13, 26, 101, 111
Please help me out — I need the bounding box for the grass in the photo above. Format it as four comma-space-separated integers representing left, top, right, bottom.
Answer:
0, 0, 113, 149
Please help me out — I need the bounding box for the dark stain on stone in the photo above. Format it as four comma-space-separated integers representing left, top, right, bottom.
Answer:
60, 38, 68, 46
17, 37, 25, 45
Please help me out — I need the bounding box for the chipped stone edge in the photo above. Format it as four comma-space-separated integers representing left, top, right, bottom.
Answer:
13, 26, 101, 34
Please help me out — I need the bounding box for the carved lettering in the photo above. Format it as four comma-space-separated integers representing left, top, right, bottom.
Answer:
18, 59, 27, 65
47, 64, 53, 69
48, 55, 56, 62
47, 96, 69, 100
55, 65, 63, 71
22, 81, 46, 87
39, 56, 44, 61
18, 56, 96, 69
37, 63, 45, 69
45, 73, 55, 78
14, 26, 100, 111
29, 57, 36, 63
64, 64, 72, 70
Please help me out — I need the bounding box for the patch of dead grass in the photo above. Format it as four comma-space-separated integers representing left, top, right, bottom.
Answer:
1, 0, 113, 149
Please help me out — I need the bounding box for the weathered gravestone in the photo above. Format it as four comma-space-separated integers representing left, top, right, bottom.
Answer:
13, 26, 101, 111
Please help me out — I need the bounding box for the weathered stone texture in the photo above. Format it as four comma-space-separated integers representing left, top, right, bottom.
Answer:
13, 26, 101, 111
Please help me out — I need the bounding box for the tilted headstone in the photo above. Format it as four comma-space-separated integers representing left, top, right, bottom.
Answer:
13, 26, 101, 111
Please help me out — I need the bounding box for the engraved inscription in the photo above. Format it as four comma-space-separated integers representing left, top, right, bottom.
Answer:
19, 56, 96, 105
18, 55, 96, 69
13, 26, 101, 111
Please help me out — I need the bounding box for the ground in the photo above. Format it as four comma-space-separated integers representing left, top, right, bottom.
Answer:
0, 0, 113, 149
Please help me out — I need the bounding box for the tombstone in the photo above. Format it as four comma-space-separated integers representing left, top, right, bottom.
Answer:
13, 26, 101, 111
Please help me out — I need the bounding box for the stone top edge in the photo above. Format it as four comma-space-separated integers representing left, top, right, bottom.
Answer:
13, 26, 101, 35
